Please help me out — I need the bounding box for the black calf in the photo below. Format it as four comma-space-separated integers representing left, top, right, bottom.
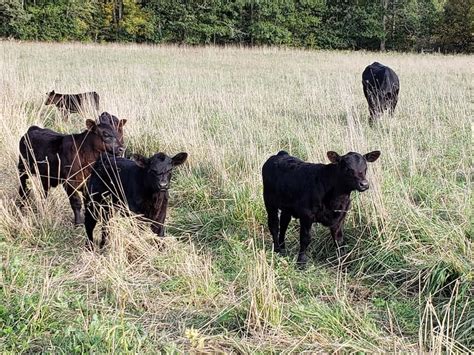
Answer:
262, 150, 380, 266
84, 151, 188, 250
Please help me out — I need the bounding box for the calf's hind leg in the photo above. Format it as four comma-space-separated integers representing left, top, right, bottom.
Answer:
388, 91, 399, 115
18, 171, 30, 205
278, 210, 291, 255
17, 158, 32, 206
265, 206, 281, 254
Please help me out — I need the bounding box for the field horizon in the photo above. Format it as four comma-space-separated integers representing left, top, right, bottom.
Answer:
0, 41, 472, 353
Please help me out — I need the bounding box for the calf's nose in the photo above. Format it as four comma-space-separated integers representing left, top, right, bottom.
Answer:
117, 147, 125, 156
359, 180, 369, 190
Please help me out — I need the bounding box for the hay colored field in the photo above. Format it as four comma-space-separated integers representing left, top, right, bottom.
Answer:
0, 42, 472, 352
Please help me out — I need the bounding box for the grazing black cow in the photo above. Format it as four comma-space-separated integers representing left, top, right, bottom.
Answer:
18, 120, 124, 224
262, 150, 380, 267
84, 151, 188, 250
362, 62, 399, 121
45, 90, 100, 119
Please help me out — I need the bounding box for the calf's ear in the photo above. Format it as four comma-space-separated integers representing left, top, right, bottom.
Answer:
131, 154, 149, 168
364, 150, 381, 163
119, 119, 127, 127
86, 119, 97, 131
327, 151, 341, 163
172, 152, 188, 166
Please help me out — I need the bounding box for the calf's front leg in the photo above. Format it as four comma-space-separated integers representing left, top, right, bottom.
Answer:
150, 202, 168, 237
84, 203, 97, 250
65, 184, 83, 225
59, 107, 69, 121
99, 206, 111, 249
330, 223, 347, 258
297, 217, 313, 267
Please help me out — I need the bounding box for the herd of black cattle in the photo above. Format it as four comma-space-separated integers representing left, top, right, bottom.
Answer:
17, 62, 398, 266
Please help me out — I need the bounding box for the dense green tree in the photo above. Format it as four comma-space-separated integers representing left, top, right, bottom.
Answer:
287, 0, 325, 48
145, 0, 242, 44
386, 0, 442, 51
320, 1, 383, 50
0, 0, 31, 38
244, 1, 294, 45
0, 0, 470, 52
99, 0, 155, 42
439, 0, 473, 52
20, 0, 97, 41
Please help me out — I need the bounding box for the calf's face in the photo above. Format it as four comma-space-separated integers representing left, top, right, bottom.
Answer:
86, 119, 125, 156
327, 150, 380, 192
45, 90, 56, 105
98, 112, 127, 144
133, 152, 188, 192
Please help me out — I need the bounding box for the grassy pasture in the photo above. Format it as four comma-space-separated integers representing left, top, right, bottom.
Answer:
0, 41, 472, 353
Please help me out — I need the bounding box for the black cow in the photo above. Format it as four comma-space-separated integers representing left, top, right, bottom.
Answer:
84, 151, 188, 250
45, 90, 100, 119
262, 150, 380, 267
362, 62, 399, 121
18, 120, 124, 224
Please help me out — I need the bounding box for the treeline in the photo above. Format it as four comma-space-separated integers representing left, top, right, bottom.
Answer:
1, 0, 472, 52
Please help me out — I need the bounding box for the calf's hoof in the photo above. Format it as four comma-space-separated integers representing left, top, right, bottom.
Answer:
336, 244, 348, 259
296, 253, 309, 269
17, 200, 26, 209
151, 225, 165, 237
85, 240, 94, 251
273, 247, 287, 256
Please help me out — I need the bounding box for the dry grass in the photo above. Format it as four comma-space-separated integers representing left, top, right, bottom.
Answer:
0, 41, 472, 353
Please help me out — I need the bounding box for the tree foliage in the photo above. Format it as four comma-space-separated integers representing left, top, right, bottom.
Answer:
0, 0, 31, 39
439, 0, 473, 52
0, 0, 472, 52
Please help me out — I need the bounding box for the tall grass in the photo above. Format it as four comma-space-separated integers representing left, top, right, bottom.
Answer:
0, 41, 472, 352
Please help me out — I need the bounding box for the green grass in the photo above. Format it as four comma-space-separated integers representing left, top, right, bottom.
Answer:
0, 41, 472, 353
